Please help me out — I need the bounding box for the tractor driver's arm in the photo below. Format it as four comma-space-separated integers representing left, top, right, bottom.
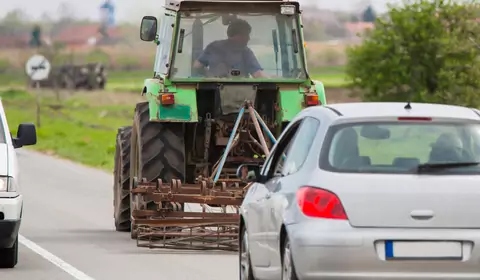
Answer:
192, 43, 213, 76
245, 48, 268, 78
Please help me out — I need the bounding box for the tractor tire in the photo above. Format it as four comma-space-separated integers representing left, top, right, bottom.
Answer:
113, 126, 132, 232
129, 102, 185, 239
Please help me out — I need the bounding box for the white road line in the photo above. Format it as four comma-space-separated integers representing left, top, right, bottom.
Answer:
19, 234, 96, 280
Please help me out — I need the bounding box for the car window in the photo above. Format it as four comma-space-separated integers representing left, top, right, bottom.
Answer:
262, 120, 303, 179
280, 117, 320, 176
320, 121, 480, 174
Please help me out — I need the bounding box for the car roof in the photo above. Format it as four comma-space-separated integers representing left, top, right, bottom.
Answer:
318, 102, 480, 121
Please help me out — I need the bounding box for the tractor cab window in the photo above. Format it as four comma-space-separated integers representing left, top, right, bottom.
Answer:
170, 11, 306, 80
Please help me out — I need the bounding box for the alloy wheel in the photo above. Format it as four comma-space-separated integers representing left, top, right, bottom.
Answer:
282, 240, 293, 280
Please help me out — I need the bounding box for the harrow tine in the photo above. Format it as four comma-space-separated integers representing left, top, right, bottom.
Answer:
132, 178, 243, 251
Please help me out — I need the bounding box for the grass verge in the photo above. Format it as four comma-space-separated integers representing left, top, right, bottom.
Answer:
1, 89, 142, 171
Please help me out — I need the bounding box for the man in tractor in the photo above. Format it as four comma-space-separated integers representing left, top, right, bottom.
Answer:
192, 18, 268, 78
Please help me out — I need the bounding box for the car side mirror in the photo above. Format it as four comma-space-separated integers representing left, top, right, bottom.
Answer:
140, 16, 157, 42
236, 163, 262, 183
13, 123, 37, 149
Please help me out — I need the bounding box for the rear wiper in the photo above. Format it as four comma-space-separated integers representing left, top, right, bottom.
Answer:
414, 162, 480, 172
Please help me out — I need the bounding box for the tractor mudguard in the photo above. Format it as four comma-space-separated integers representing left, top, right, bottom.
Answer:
277, 88, 304, 122
143, 78, 199, 122
277, 81, 327, 122
312, 80, 327, 105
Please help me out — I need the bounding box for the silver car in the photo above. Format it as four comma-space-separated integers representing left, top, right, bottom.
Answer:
238, 102, 480, 280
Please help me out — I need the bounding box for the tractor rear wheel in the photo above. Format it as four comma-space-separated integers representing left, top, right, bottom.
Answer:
113, 126, 132, 232
129, 102, 185, 239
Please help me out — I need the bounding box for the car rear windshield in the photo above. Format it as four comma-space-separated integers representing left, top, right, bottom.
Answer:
319, 121, 480, 174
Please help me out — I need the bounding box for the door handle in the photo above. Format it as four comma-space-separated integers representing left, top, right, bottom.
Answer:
410, 210, 434, 220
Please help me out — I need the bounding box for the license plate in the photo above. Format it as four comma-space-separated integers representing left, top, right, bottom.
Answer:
385, 241, 463, 260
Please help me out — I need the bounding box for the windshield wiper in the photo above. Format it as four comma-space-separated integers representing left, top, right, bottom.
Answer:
414, 162, 480, 173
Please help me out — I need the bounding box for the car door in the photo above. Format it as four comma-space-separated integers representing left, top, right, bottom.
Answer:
244, 162, 275, 267
252, 119, 306, 267
245, 146, 281, 268
263, 117, 322, 268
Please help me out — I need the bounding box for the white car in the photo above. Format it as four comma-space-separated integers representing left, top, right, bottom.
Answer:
238, 102, 480, 280
0, 99, 37, 268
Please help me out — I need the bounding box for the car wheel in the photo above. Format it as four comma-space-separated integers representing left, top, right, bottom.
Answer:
239, 225, 255, 280
0, 235, 19, 268
282, 236, 298, 280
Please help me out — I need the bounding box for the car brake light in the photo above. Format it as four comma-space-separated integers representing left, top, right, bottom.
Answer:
305, 94, 319, 106
296, 186, 347, 220
161, 93, 175, 105
397, 117, 431, 121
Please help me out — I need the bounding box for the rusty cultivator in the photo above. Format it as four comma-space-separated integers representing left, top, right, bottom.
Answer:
130, 101, 276, 251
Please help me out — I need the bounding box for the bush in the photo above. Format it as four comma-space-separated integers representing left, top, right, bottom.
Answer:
345, 0, 480, 106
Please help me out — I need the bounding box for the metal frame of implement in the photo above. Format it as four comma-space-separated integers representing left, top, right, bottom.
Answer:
130, 100, 277, 251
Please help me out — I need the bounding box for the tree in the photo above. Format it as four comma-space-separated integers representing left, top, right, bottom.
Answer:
0, 9, 29, 35
362, 5, 377, 22
30, 25, 42, 48
345, 0, 480, 107
1, 9, 27, 26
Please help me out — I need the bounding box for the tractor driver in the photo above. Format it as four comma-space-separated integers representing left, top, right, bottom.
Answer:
192, 19, 268, 78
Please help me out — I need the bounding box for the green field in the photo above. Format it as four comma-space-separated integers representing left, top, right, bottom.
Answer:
1, 87, 456, 174
1, 89, 139, 171
310, 66, 348, 87
0, 66, 348, 171
1, 87, 467, 173
0, 66, 348, 92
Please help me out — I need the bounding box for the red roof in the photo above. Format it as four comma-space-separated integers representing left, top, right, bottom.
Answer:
54, 24, 121, 46
345, 22, 375, 34
0, 34, 29, 48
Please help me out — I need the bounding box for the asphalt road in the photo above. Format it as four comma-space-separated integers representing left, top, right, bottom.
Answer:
1, 149, 237, 280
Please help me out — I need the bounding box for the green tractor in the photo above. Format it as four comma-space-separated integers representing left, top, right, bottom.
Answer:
113, 0, 327, 243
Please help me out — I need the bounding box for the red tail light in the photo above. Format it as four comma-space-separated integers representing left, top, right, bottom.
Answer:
161, 93, 175, 105
305, 94, 319, 106
296, 186, 348, 220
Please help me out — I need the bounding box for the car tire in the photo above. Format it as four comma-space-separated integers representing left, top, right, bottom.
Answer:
0, 235, 19, 268
282, 236, 299, 280
239, 225, 255, 280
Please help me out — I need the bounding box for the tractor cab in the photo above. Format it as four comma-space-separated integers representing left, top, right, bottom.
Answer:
140, 0, 309, 83
137, 0, 325, 136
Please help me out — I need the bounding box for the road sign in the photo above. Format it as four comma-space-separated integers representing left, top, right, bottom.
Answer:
25, 54, 51, 81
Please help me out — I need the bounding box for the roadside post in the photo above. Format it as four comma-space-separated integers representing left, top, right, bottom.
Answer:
25, 54, 51, 128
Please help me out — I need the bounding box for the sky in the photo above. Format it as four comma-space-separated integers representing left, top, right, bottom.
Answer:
0, 0, 402, 23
